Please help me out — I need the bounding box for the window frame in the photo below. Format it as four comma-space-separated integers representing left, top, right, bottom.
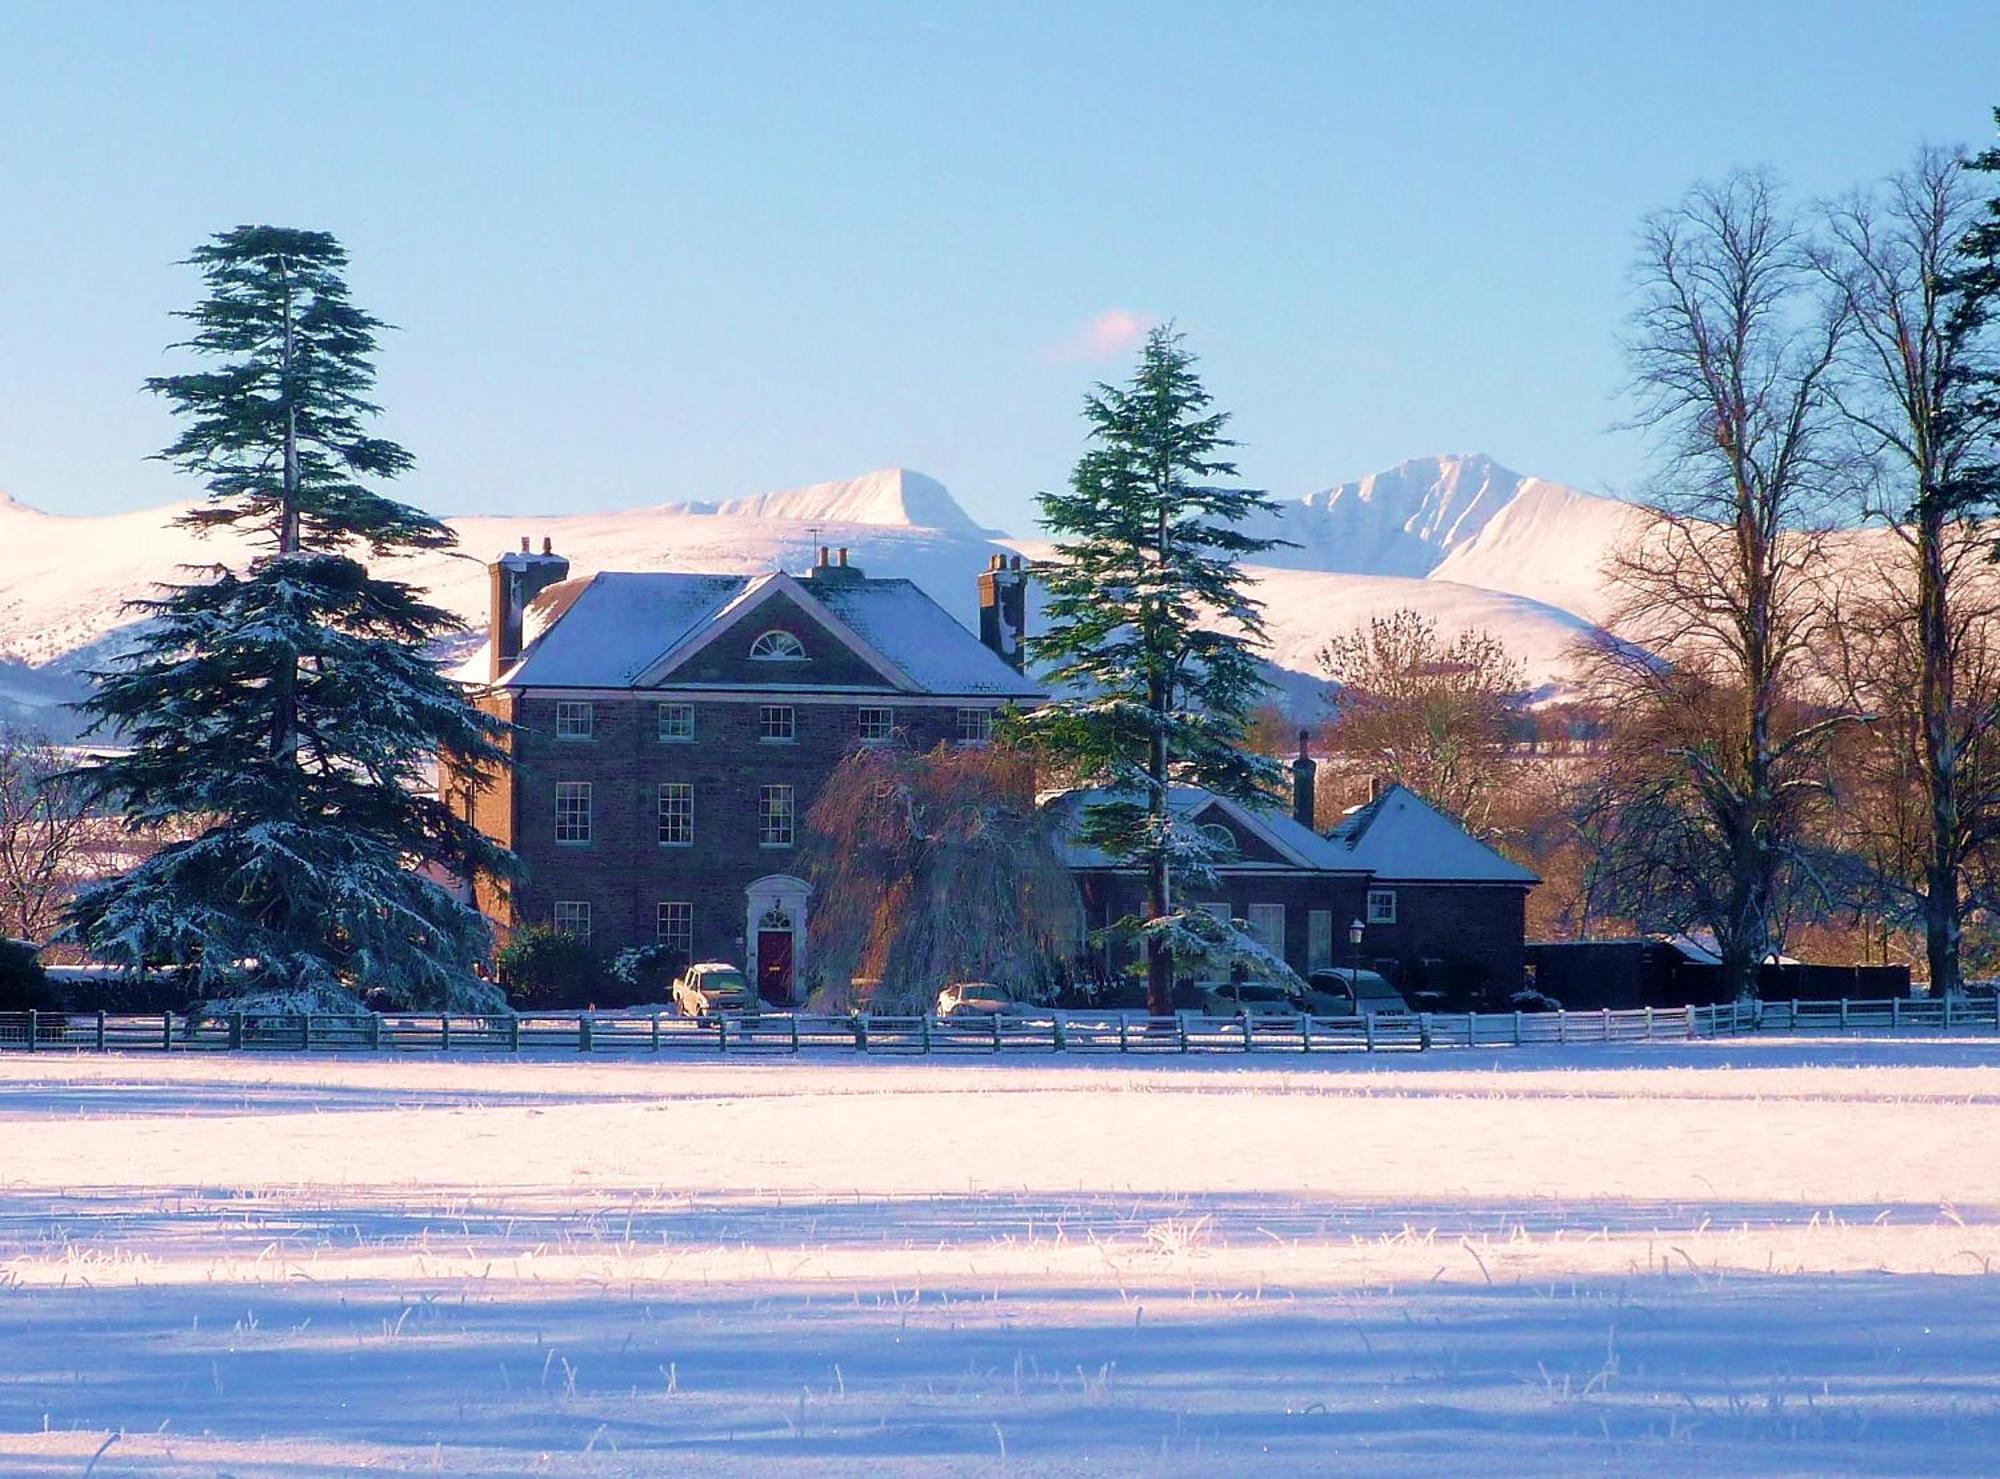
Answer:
656, 900, 692, 957
1246, 902, 1286, 960
856, 705, 895, 744
759, 704, 796, 744
956, 707, 994, 744
657, 781, 693, 847
554, 781, 592, 845
554, 700, 594, 740
1308, 909, 1335, 973
553, 899, 592, 941
748, 629, 807, 662
1366, 888, 1398, 926
657, 702, 695, 743
758, 783, 795, 848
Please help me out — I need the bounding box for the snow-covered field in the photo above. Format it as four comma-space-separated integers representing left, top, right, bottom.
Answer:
1, 1043, 1996, 1475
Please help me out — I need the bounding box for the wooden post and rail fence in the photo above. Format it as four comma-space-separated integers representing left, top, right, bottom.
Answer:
0, 996, 1994, 1058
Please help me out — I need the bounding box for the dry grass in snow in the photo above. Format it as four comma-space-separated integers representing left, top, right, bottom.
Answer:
0, 1041, 1995, 1474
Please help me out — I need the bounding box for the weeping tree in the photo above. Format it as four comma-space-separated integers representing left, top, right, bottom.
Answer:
799, 743, 1080, 1010
64, 227, 513, 1009
1020, 325, 1287, 1016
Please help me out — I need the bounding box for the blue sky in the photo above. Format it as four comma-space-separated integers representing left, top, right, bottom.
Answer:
2, 2, 1996, 533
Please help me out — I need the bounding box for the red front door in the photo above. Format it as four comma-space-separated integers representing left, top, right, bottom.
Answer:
757, 930, 795, 1003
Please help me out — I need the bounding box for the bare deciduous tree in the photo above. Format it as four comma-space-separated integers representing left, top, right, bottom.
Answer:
0, 730, 97, 944
1812, 146, 2000, 993
1586, 170, 1852, 998
1317, 608, 1526, 835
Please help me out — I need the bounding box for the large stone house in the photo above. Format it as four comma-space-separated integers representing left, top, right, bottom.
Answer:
447, 539, 1537, 1004
444, 540, 1038, 1002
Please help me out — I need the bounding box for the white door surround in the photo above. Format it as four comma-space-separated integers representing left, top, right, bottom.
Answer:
745, 874, 811, 998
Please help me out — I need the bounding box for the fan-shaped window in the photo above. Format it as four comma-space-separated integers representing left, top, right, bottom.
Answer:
1198, 822, 1240, 861
749, 630, 806, 661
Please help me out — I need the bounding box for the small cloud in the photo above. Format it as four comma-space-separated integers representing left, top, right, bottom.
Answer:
1040, 308, 1158, 364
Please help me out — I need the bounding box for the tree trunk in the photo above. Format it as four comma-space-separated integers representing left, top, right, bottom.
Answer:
1145, 500, 1173, 1018
272, 257, 301, 769
1918, 501, 1963, 996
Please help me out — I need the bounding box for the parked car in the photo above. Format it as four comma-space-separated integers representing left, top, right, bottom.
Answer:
1304, 969, 1412, 1016
1198, 981, 1307, 1018
672, 963, 759, 1018
935, 982, 1027, 1018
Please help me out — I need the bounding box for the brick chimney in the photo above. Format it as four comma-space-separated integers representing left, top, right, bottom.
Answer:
978, 553, 1028, 672
1290, 729, 1318, 829
805, 543, 865, 587
488, 536, 570, 680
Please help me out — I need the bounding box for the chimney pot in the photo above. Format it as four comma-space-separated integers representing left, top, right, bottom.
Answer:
542, 536, 553, 555
817, 545, 829, 566
1010, 555, 1023, 571
837, 547, 848, 567
519, 537, 529, 554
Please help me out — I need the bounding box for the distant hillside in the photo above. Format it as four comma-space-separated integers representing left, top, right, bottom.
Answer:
0, 458, 1634, 736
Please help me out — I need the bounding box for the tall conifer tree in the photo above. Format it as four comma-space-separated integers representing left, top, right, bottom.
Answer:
66, 227, 512, 1007
1024, 326, 1287, 1015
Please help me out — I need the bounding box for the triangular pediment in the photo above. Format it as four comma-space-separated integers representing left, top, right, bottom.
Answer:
633, 572, 918, 691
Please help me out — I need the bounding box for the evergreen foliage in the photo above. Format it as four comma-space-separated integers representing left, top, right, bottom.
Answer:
64, 226, 512, 1009
1954, 109, 2000, 532
1020, 326, 1288, 1013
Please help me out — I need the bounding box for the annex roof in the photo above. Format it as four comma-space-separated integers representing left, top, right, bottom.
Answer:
1044, 786, 1363, 874
1329, 783, 1539, 886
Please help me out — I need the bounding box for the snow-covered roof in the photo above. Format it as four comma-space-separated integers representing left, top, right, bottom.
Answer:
810, 578, 1041, 697
1329, 784, 1538, 886
468, 568, 1042, 698
1045, 786, 1363, 874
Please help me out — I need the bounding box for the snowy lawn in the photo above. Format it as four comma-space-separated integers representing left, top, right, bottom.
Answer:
0, 1042, 1996, 1475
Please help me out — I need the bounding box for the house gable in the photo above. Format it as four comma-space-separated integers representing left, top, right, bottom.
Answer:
635, 574, 916, 691
1187, 801, 1290, 867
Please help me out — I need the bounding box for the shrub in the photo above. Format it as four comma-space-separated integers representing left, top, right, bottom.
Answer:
497, 925, 605, 1010
0, 938, 57, 1012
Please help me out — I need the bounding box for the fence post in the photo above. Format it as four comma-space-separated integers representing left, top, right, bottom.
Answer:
652, 1014, 661, 1053
368, 1014, 381, 1051
1513, 1010, 1522, 1047
1467, 1012, 1477, 1048
716, 1016, 727, 1054
228, 1012, 243, 1050
992, 1013, 1002, 1054
1053, 1015, 1067, 1054
440, 1015, 452, 1052
1643, 1005, 1653, 1041
1891, 997, 1901, 1033
1685, 1004, 1696, 1039
1943, 993, 1954, 1032
1363, 1013, 1375, 1052
508, 1015, 521, 1053
162, 1012, 173, 1051
299, 1014, 310, 1052
921, 1015, 932, 1054
790, 1015, 800, 1055
96, 1010, 106, 1052
1118, 1016, 1129, 1054
578, 1015, 592, 1053
856, 1015, 869, 1054
1557, 1009, 1566, 1045
1418, 1014, 1431, 1051
1840, 998, 1849, 1032
1176, 1013, 1188, 1053
1600, 1007, 1610, 1042
1300, 1013, 1313, 1054
1242, 1016, 1253, 1052
24, 1011, 35, 1052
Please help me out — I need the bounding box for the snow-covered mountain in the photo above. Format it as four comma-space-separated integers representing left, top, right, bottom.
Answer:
0, 457, 1632, 736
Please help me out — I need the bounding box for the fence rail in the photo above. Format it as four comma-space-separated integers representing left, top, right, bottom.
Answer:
1, 996, 1996, 1058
